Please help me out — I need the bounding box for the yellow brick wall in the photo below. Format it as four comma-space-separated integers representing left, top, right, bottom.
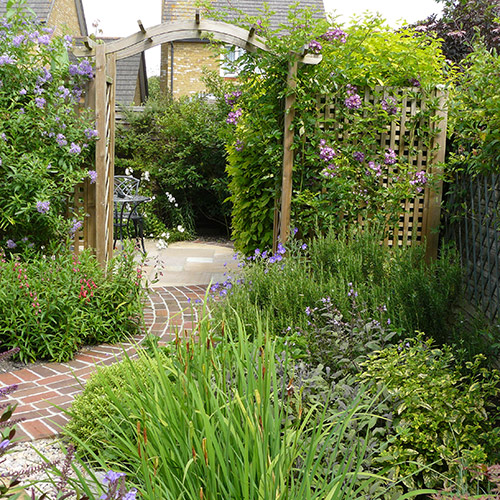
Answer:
160, 41, 220, 97
48, 0, 83, 37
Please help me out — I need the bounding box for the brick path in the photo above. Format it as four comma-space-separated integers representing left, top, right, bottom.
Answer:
0, 285, 208, 441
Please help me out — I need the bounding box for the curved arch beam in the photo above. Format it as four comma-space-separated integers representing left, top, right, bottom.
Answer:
72, 19, 321, 64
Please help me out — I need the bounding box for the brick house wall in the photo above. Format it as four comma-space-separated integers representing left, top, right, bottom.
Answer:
48, 0, 84, 37
161, 41, 220, 97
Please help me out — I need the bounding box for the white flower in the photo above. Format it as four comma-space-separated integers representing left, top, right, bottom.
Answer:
177, 225, 185, 233
166, 232, 170, 239
142, 171, 150, 181
156, 238, 168, 250
125, 167, 134, 176
174, 203, 178, 208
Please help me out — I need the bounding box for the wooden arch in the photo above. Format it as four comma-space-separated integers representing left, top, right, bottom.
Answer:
72, 16, 321, 264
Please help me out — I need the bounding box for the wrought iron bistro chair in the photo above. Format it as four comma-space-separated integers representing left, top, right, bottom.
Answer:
113, 175, 148, 253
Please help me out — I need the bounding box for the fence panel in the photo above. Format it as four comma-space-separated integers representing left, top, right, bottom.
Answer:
444, 173, 500, 321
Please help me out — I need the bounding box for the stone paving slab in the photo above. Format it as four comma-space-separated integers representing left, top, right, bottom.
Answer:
1, 285, 208, 441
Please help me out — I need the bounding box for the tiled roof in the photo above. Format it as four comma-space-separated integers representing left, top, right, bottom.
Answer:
163, 0, 325, 27
0, 0, 53, 21
0, 0, 87, 36
115, 52, 147, 106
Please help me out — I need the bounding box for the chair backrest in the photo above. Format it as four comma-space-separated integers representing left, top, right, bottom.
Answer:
114, 176, 140, 197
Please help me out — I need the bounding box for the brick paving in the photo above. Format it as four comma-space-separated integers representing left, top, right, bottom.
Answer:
0, 285, 208, 441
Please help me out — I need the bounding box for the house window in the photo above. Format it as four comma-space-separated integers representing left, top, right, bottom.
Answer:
220, 46, 245, 77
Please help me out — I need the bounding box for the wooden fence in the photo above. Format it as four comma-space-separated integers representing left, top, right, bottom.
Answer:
318, 87, 447, 259
443, 173, 500, 322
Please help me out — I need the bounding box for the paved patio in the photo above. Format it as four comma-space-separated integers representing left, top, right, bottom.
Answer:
0, 240, 238, 441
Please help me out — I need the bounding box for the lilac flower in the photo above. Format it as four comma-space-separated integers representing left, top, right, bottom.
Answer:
346, 84, 357, 95
384, 148, 397, 165
345, 93, 362, 110
0, 439, 10, 452
226, 108, 242, 125
347, 282, 358, 298
381, 96, 397, 115
56, 133, 67, 146
319, 140, 336, 161
0, 55, 15, 65
0, 133, 6, 141
321, 28, 347, 43
308, 39, 322, 54
69, 219, 83, 235
353, 151, 365, 162
35, 97, 46, 108
301, 243, 307, 250
409, 78, 421, 87
84, 128, 98, 139
368, 161, 382, 177
36, 201, 50, 214
63, 34, 73, 46
235, 139, 244, 151
37, 34, 51, 45
12, 34, 25, 46
410, 170, 428, 193
88, 170, 97, 184
69, 143, 81, 155
305, 306, 312, 316
277, 242, 286, 255
6, 239, 16, 249
19, 88, 27, 95
57, 85, 70, 99
224, 90, 242, 106
321, 165, 337, 178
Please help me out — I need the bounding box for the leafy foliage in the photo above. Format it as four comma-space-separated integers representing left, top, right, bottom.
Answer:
115, 94, 230, 237
0, 243, 145, 362
361, 336, 500, 491
0, 1, 96, 251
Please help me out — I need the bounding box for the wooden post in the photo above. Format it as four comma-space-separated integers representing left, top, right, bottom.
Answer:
423, 90, 447, 262
84, 78, 96, 251
106, 53, 117, 261
94, 44, 107, 266
278, 59, 297, 247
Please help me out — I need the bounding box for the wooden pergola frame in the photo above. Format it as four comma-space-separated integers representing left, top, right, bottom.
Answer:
72, 15, 321, 265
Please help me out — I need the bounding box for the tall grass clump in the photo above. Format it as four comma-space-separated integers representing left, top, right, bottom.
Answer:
212, 226, 463, 350
65, 314, 432, 499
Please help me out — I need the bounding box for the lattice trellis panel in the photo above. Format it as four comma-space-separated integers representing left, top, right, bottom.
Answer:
445, 174, 500, 322
317, 87, 446, 255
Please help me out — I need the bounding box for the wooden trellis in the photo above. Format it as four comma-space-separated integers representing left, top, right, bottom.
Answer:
72, 16, 320, 265
317, 87, 447, 260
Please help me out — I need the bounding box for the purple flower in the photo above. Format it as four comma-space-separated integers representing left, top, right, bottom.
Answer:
321, 28, 347, 43
57, 85, 70, 99
301, 243, 307, 250
308, 39, 322, 54
226, 108, 242, 125
0, 133, 6, 141
345, 93, 362, 110
35, 97, 46, 108
305, 306, 312, 316
368, 161, 382, 177
381, 96, 397, 115
410, 170, 428, 193
321, 165, 337, 178
63, 34, 73, 46
6, 239, 16, 249
84, 128, 98, 139
56, 133, 67, 147
0, 439, 10, 452
69, 143, 81, 154
224, 90, 242, 106
19, 88, 27, 95
235, 139, 244, 151
37, 34, 51, 45
409, 78, 421, 87
319, 141, 336, 161
12, 34, 25, 47
384, 148, 397, 165
277, 242, 286, 255
69, 219, 83, 235
88, 170, 97, 184
36, 201, 50, 214
353, 151, 365, 162
0, 55, 15, 65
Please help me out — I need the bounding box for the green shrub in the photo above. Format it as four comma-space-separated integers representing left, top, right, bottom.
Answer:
211, 227, 463, 350
115, 94, 230, 237
0, 243, 145, 362
65, 315, 430, 500
360, 336, 500, 491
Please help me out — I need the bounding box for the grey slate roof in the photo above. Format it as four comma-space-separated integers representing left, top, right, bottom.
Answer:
0, 0, 88, 36
115, 52, 148, 106
163, 0, 325, 27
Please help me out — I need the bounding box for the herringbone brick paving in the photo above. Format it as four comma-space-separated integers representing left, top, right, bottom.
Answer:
0, 285, 208, 441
